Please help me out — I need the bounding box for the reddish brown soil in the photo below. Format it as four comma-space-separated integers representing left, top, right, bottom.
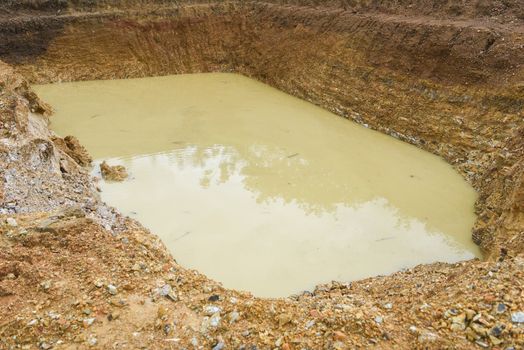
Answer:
0, 1, 523, 349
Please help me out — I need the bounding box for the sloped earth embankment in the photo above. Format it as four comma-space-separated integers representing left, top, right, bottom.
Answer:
0, 1, 523, 349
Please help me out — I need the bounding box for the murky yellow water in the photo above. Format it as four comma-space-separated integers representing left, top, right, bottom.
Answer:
34, 73, 481, 297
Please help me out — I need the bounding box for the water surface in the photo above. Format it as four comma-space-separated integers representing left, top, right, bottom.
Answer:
34, 73, 480, 297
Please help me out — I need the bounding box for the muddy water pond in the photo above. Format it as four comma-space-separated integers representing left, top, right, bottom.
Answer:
34, 73, 481, 297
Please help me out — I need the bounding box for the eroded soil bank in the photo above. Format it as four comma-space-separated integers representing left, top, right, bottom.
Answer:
0, 1, 523, 349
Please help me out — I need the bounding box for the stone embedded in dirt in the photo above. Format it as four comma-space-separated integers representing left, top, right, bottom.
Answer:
212, 342, 225, 350
204, 305, 221, 316
450, 314, 467, 331
276, 313, 292, 327
94, 280, 104, 288
159, 284, 172, 296
496, 303, 507, 313
210, 313, 221, 327
107, 284, 117, 295
490, 325, 503, 337
6, 217, 17, 227
333, 331, 348, 341
488, 334, 503, 346
87, 335, 97, 346
100, 161, 128, 182
475, 340, 489, 348
158, 284, 177, 301
107, 312, 120, 321
208, 294, 220, 302
228, 311, 240, 324
40, 280, 52, 291
83, 318, 95, 327
511, 311, 524, 323
418, 331, 438, 343
39, 342, 52, 350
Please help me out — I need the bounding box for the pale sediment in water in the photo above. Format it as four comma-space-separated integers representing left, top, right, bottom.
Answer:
34, 73, 481, 297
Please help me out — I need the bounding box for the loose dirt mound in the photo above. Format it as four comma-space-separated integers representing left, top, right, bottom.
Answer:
0, 1, 523, 349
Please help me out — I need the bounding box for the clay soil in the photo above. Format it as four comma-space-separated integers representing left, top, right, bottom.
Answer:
1, 1, 523, 349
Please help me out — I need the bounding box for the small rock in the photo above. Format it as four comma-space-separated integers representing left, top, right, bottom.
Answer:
450, 314, 466, 331
305, 320, 315, 329
6, 273, 15, 280
276, 313, 292, 327
210, 313, 221, 327
490, 325, 503, 337
465, 327, 479, 341
159, 284, 172, 297
6, 217, 17, 227
94, 280, 104, 288
83, 318, 95, 327
475, 340, 489, 348
204, 305, 221, 316
107, 284, 117, 295
496, 303, 507, 314
87, 335, 97, 346
470, 323, 488, 336
40, 280, 52, 291
445, 308, 459, 317
275, 337, 283, 347
36, 218, 59, 233
489, 334, 502, 346
212, 342, 224, 350
384, 302, 393, 310
229, 311, 240, 324
107, 312, 120, 321
39, 342, 52, 350
418, 331, 438, 343
100, 161, 128, 182
465, 309, 476, 321
333, 331, 347, 341
511, 311, 524, 323
208, 295, 220, 302
48, 311, 60, 320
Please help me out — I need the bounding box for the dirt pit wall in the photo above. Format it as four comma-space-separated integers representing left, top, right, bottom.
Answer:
0, 1, 523, 349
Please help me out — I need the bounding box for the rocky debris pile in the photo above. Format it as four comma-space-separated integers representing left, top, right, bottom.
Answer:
1, 214, 523, 349
52, 135, 92, 167
100, 161, 128, 182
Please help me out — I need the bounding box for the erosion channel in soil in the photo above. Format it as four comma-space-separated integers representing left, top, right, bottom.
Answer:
34, 73, 481, 297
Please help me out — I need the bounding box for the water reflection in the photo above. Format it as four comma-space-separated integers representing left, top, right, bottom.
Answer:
94, 144, 476, 296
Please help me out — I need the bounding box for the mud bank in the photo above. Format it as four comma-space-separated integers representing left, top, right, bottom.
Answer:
0, 1, 523, 349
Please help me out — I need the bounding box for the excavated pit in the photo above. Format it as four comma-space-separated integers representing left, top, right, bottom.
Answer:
0, 1, 523, 349
34, 73, 481, 298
